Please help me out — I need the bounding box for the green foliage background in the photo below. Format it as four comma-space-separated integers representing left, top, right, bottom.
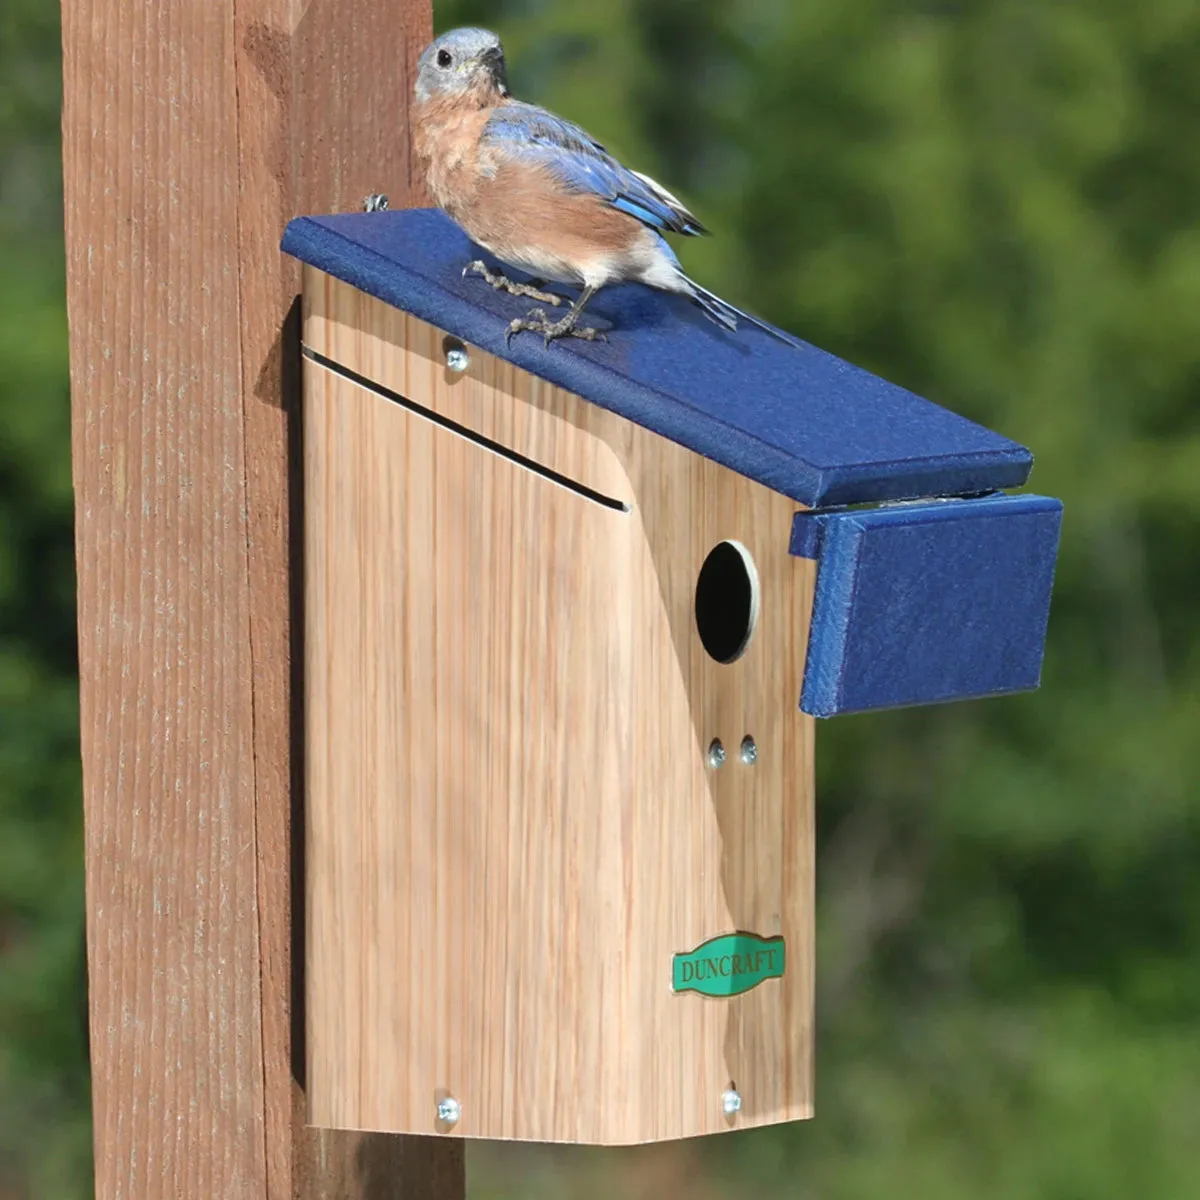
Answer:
1, 1, 92, 1196
2, 0, 1198, 1195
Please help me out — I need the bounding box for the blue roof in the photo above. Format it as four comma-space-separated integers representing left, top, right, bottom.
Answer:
281, 207, 1033, 509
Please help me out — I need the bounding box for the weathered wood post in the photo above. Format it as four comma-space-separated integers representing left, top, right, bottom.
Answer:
61, 1, 464, 1195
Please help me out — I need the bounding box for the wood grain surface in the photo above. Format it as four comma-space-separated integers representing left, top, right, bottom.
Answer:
303, 275, 817, 1144
61, 1, 462, 1196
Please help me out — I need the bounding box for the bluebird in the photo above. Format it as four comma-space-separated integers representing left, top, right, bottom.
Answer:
412, 27, 797, 348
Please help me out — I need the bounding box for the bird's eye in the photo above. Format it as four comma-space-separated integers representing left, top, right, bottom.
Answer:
436, 49, 452, 68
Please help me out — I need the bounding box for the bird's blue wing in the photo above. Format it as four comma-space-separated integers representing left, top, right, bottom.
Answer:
482, 101, 707, 236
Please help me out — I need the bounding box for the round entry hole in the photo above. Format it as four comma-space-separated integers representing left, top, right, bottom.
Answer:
694, 540, 759, 663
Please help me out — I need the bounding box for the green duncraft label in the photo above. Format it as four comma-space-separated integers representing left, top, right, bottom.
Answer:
672, 932, 786, 998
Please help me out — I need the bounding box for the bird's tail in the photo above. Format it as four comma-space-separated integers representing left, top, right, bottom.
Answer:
685, 277, 803, 350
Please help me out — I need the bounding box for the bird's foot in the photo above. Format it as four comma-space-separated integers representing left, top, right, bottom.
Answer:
463, 260, 563, 306
505, 306, 607, 347
363, 193, 389, 212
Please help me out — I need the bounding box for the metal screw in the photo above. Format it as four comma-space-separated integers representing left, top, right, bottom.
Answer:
445, 345, 470, 373
740, 736, 757, 765
708, 738, 726, 769
722, 1088, 742, 1116
437, 1096, 461, 1127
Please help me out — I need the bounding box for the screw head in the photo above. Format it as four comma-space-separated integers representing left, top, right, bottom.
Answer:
740, 736, 757, 765
722, 1088, 742, 1116
445, 345, 470, 373
437, 1096, 461, 1127
708, 738, 726, 769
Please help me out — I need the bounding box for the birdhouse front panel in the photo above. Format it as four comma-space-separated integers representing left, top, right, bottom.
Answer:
303, 270, 816, 1144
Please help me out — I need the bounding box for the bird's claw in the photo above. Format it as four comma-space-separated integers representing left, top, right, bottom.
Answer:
463, 260, 563, 306
362, 193, 389, 212
505, 307, 607, 348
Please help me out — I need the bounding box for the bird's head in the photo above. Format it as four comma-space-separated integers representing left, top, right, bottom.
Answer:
415, 28, 509, 105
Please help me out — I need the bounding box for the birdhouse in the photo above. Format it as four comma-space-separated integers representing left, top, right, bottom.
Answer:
281, 207, 1062, 1147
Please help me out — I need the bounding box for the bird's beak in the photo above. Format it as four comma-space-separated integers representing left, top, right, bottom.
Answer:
480, 45, 509, 95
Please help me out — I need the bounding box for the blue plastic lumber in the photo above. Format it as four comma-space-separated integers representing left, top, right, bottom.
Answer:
282, 207, 1033, 509
790, 493, 1064, 717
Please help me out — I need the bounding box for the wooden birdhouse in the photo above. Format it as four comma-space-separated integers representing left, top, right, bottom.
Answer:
281, 207, 1062, 1147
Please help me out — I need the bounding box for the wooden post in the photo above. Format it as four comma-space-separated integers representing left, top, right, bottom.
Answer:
61, 2, 463, 1196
